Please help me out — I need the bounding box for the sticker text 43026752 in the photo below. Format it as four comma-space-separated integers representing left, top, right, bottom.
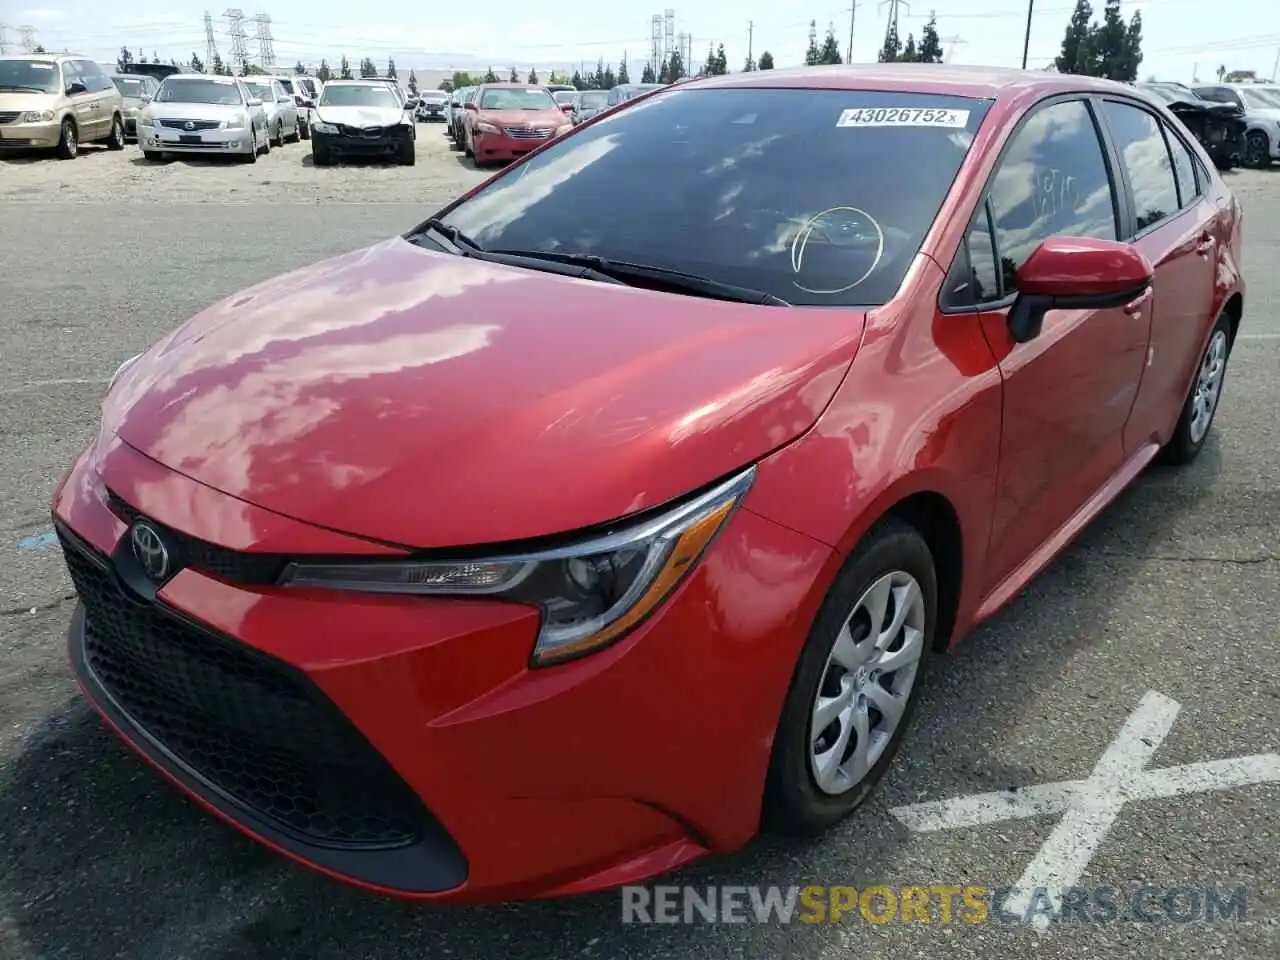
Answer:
836, 107, 971, 128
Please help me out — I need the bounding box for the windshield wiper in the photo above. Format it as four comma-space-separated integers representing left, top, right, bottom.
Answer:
406, 219, 624, 286
485, 249, 791, 306
0, 84, 46, 92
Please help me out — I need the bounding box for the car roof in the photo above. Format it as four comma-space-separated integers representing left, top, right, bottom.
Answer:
477, 82, 547, 88
686, 63, 1137, 100
111, 72, 153, 79
161, 73, 239, 81
0, 52, 81, 62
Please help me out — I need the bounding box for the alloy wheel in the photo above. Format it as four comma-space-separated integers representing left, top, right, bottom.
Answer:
1245, 132, 1270, 168
810, 570, 926, 796
1189, 328, 1228, 444
63, 122, 77, 157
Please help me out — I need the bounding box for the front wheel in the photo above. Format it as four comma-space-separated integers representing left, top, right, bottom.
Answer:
271, 120, 284, 147
398, 138, 416, 166
242, 128, 258, 163
1244, 131, 1271, 168
762, 517, 936, 837
1160, 313, 1233, 465
312, 142, 333, 166
55, 118, 78, 159
287, 119, 301, 143
299, 120, 310, 140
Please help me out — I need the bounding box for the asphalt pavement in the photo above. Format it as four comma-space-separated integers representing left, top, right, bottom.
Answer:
0, 169, 1277, 960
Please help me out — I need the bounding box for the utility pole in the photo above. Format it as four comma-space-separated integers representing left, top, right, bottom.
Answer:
1272, 47, 1279, 82
847, 3, 856, 64
1020, 0, 1034, 70
19, 24, 35, 53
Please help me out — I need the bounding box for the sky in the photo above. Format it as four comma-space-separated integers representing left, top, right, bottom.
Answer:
3, 0, 1276, 85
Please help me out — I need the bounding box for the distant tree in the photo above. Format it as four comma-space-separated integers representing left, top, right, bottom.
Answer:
450, 70, 475, 88
359, 57, 378, 78
295, 60, 306, 74
758, 50, 774, 70
408, 69, 419, 94
528, 67, 539, 83
571, 69, 586, 89
666, 47, 684, 80
743, 54, 756, 71
617, 54, 629, 84
878, 21, 903, 61
657, 56, 670, 82
818, 25, 843, 64
151, 52, 160, 64
641, 62, 656, 82
387, 58, 397, 79
483, 66, 499, 83
508, 66, 518, 82
918, 12, 945, 62
211, 52, 227, 75
901, 34, 919, 62
591, 57, 605, 88
602, 62, 617, 88
1091, 0, 1128, 79
549, 70, 572, 84
1120, 10, 1144, 81
33, 44, 46, 53
190, 52, 205, 73
805, 20, 821, 65
438, 79, 453, 91
1055, 0, 1095, 74
316, 58, 332, 82
339, 55, 352, 79
117, 46, 134, 72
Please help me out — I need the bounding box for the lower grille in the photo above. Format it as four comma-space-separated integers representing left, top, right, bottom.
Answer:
0, 111, 18, 124
157, 118, 221, 130
60, 529, 429, 850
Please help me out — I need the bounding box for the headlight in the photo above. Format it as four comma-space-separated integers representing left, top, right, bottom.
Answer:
136, 114, 153, 127
19, 110, 54, 123
224, 114, 246, 129
474, 120, 500, 134
311, 121, 337, 134
282, 467, 755, 665
107, 353, 142, 394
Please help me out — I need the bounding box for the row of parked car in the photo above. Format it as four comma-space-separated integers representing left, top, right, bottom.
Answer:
1134, 79, 1280, 170
437, 81, 665, 166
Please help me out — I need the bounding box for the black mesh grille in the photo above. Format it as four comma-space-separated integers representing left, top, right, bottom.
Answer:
107, 491, 286, 585
60, 528, 429, 850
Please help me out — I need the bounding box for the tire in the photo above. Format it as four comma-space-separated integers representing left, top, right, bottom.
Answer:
463, 132, 473, 158
399, 138, 416, 166
287, 119, 301, 143
762, 517, 937, 837
312, 142, 332, 166
260, 126, 270, 155
55, 118, 78, 159
271, 121, 283, 147
106, 114, 125, 150
1244, 130, 1271, 169
299, 121, 310, 141
1159, 312, 1233, 466
142, 150, 163, 162
242, 128, 258, 163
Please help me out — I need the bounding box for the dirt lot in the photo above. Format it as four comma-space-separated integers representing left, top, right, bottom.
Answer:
0, 118, 487, 205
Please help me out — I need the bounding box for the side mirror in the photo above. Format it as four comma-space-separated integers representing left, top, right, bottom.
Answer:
66, 81, 88, 95
405, 98, 419, 109
463, 101, 478, 111
560, 103, 573, 112
246, 97, 263, 107
1008, 236, 1154, 343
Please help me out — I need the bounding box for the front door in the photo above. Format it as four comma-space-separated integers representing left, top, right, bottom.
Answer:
971, 97, 1152, 593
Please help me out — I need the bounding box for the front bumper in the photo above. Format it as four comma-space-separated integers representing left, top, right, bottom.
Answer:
313, 125, 412, 157
473, 127, 558, 162
138, 124, 255, 155
0, 118, 60, 149
53, 435, 834, 901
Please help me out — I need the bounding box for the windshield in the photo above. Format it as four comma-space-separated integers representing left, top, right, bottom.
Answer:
441, 88, 990, 308
553, 90, 576, 105
276, 78, 294, 94
480, 87, 557, 110
1241, 87, 1280, 109
296, 78, 316, 97
319, 83, 401, 107
156, 77, 243, 105
0, 58, 61, 93
244, 81, 274, 100
421, 91, 447, 102
578, 91, 608, 108
112, 76, 148, 97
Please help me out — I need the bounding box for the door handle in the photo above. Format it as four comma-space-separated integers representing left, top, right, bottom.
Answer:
1195, 232, 1215, 256
1123, 288, 1153, 315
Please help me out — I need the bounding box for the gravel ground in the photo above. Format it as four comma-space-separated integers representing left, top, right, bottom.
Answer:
0, 118, 486, 205
0, 149, 1277, 960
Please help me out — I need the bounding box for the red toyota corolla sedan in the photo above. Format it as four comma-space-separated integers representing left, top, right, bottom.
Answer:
54, 65, 1244, 903
463, 82, 571, 166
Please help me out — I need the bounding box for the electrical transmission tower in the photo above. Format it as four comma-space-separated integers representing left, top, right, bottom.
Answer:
254, 13, 274, 68
224, 9, 250, 72
204, 12, 220, 70
650, 14, 663, 74
0, 24, 9, 55
940, 34, 965, 63
663, 8, 675, 64
19, 24, 36, 53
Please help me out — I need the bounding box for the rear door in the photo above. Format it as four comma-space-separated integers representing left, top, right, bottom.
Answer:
62, 61, 98, 136
76, 60, 115, 138
953, 97, 1152, 594
1094, 97, 1220, 453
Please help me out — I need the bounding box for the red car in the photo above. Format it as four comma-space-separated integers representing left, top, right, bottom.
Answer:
55, 64, 1244, 904
462, 82, 571, 166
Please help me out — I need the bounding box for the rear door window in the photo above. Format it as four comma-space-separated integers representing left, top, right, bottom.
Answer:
1098, 99, 1181, 233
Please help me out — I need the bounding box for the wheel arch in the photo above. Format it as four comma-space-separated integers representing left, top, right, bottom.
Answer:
1222, 291, 1244, 346
880, 492, 965, 652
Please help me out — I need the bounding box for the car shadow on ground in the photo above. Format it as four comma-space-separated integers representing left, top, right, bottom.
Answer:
0, 145, 114, 165
0, 445, 1224, 957
127, 154, 258, 168
298, 154, 411, 169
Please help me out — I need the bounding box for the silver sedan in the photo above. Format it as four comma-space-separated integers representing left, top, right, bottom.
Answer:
242, 76, 301, 146
135, 74, 270, 162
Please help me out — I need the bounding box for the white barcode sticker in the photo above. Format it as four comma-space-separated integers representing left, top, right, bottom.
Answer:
836, 106, 970, 128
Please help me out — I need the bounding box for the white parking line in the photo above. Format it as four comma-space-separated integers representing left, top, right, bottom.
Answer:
890, 691, 1280, 928
1237, 333, 1280, 340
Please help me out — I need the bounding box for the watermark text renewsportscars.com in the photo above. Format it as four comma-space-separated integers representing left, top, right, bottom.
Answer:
621, 884, 1249, 925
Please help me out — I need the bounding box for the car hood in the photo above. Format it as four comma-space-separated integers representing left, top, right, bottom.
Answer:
0, 91, 56, 110
107, 239, 863, 550
145, 102, 246, 120
314, 104, 404, 126
1246, 107, 1280, 121
477, 108, 565, 127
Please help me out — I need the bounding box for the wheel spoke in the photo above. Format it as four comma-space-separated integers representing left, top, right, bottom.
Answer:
879, 579, 920, 646
875, 624, 925, 674
828, 624, 865, 671
813, 706, 856, 792
812, 682, 853, 734
843, 697, 873, 784
863, 681, 906, 729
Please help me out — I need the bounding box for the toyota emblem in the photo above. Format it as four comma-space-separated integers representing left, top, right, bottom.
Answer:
184, 121, 195, 131
129, 521, 170, 582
